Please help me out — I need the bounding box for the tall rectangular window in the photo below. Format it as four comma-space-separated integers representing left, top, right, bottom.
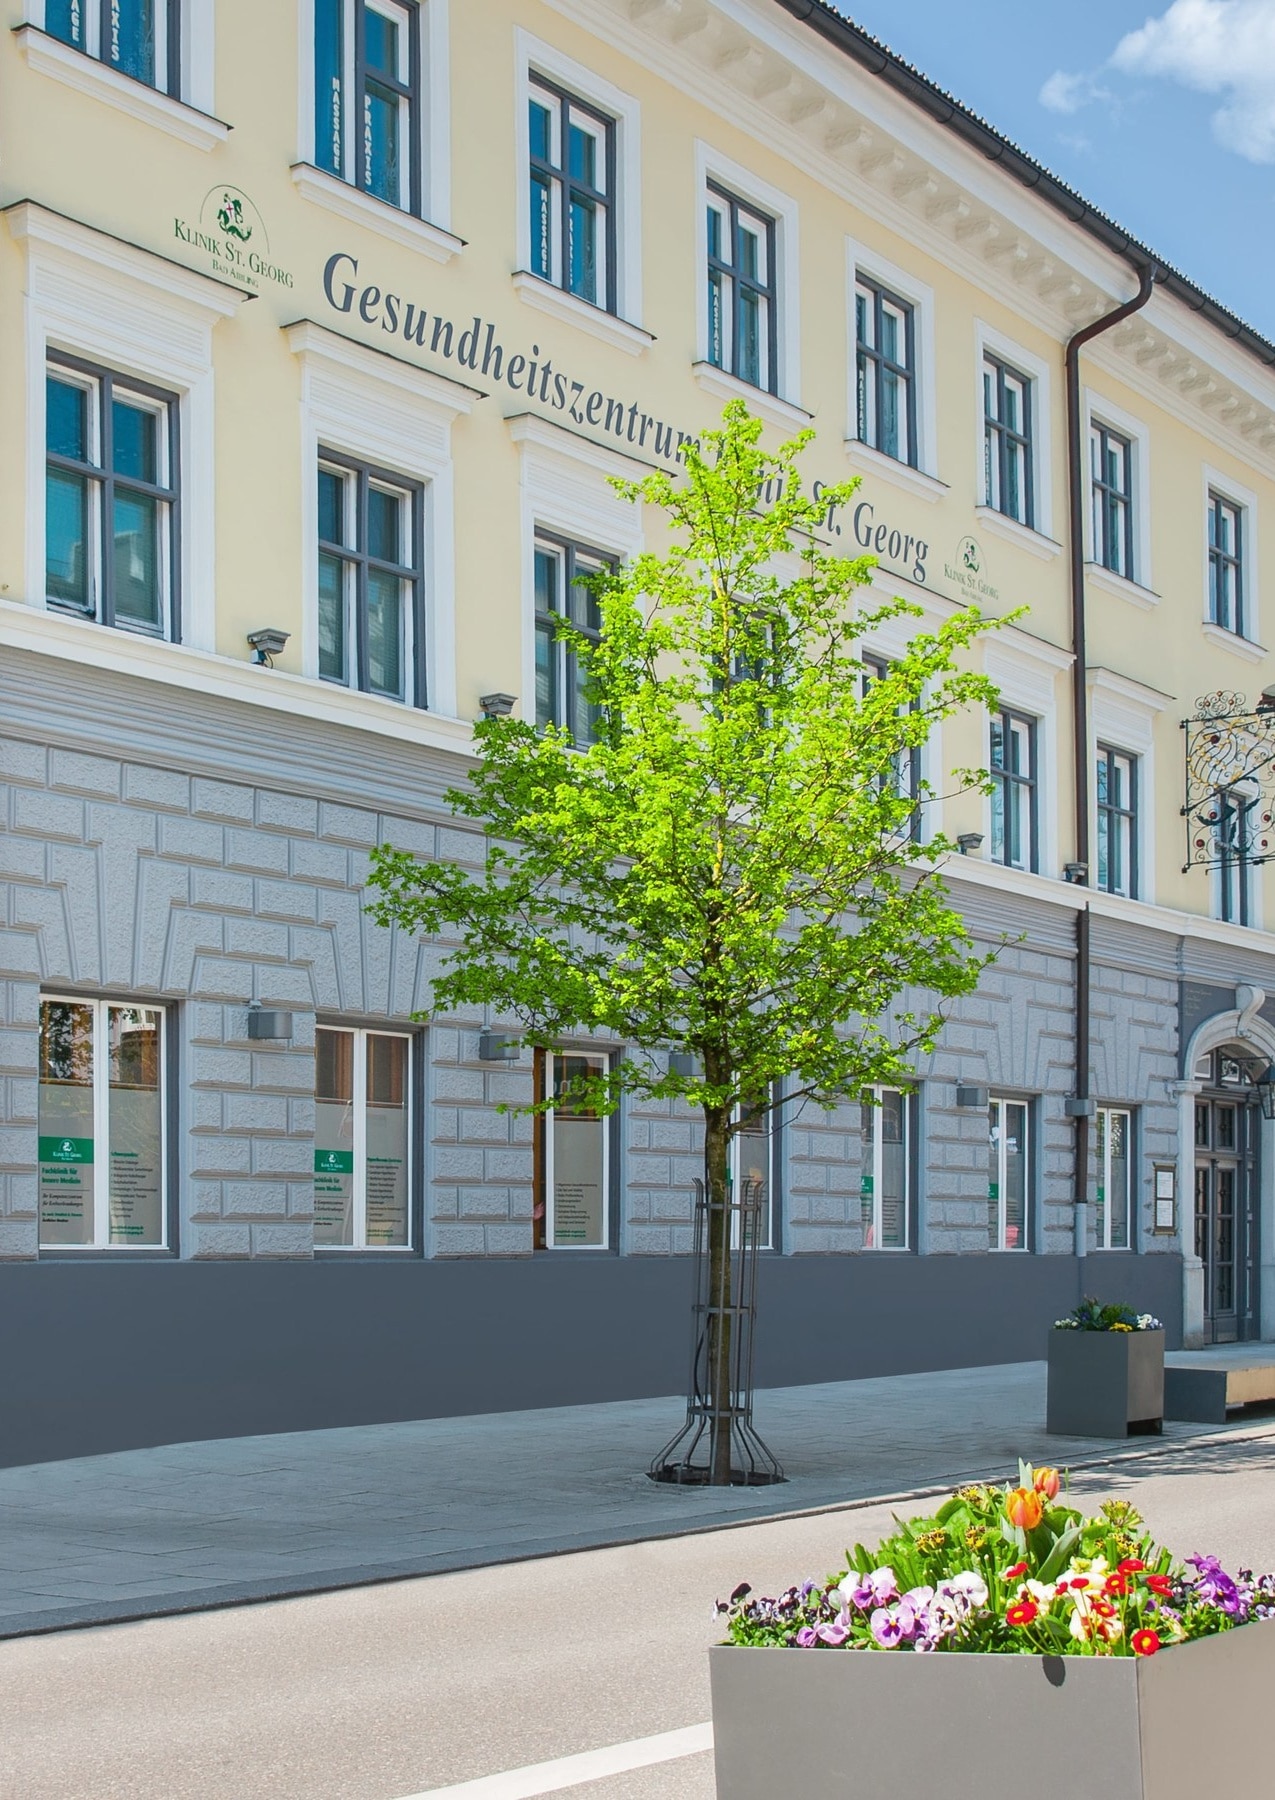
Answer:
860, 1086, 909, 1250
988, 1096, 1028, 1252
315, 0, 421, 214
855, 277, 916, 466
1096, 745, 1138, 898
1208, 491, 1245, 637
1216, 786, 1255, 927
1095, 1106, 1132, 1250
534, 533, 611, 746
983, 356, 1034, 527
731, 1096, 776, 1252
1091, 423, 1134, 579
528, 76, 615, 313
534, 1051, 610, 1249
706, 184, 777, 395
39, 998, 167, 1249
314, 1026, 412, 1248
318, 453, 425, 705
46, 357, 179, 639
47, 0, 180, 95
861, 654, 920, 827
990, 709, 1037, 872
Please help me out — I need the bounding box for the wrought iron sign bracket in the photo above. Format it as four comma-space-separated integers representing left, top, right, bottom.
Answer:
1182, 691, 1275, 872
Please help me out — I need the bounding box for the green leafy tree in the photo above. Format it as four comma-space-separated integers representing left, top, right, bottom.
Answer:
368, 403, 1003, 1484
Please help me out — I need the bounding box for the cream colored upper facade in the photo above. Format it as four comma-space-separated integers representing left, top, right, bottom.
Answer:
2, 0, 1274, 943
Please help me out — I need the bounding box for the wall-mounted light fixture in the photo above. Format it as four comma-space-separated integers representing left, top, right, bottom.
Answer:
955, 1083, 989, 1109
1064, 1096, 1096, 1118
478, 1030, 521, 1063
956, 832, 984, 856
1063, 862, 1089, 884
247, 628, 290, 667
479, 693, 517, 720
669, 1052, 700, 1078
247, 1003, 294, 1041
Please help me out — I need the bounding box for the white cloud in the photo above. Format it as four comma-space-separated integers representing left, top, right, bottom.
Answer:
1039, 70, 1105, 114
1110, 0, 1275, 162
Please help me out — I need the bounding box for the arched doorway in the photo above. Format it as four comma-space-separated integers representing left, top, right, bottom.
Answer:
1192, 1044, 1262, 1343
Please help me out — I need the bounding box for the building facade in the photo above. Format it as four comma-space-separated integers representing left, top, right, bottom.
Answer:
1, 0, 1273, 1463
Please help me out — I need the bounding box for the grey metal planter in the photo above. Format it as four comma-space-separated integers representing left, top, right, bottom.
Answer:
1046, 1327, 1164, 1437
710, 1622, 1275, 1799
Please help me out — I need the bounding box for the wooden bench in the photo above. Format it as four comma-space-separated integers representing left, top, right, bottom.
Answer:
1164, 1360, 1275, 1424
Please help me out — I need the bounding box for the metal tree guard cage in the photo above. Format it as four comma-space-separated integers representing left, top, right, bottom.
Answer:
648, 1178, 784, 1486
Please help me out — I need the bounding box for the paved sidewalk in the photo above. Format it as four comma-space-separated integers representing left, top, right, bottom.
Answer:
2, 1358, 1271, 1640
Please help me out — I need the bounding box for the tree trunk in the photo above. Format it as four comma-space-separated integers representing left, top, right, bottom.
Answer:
703, 1102, 733, 1485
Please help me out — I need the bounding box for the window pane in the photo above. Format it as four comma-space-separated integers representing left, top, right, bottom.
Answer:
111, 0, 156, 85
1109, 1110, 1129, 1249
39, 1001, 95, 1247
707, 268, 726, 369
318, 552, 347, 683
366, 1035, 409, 1247
48, 377, 88, 461
734, 1112, 771, 1250
112, 398, 157, 484
738, 287, 761, 388
551, 1055, 606, 1246
988, 1106, 1000, 1248
113, 489, 161, 627
364, 4, 399, 77
315, 1029, 355, 1247
568, 119, 597, 187
46, 0, 85, 47
315, 0, 344, 175
535, 547, 559, 728
529, 97, 553, 163
568, 196, 598, 303
880, 366, 901, 459
47, 470, 90, 609
367, 485, 402, 564
318, 468, 346, 546
363, 83, 402, 204
366, 569, 404, 699
107, 1007, 163, 1245
1004, 1103, 1027, 1249
879, 1089, 906, 1249
531, 174, 553, 279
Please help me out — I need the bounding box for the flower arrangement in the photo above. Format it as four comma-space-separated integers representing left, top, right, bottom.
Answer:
1053, 1297, 1163, 1332
720, 1460, 1275, 1657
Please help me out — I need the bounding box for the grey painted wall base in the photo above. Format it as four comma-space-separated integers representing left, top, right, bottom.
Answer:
0, 1252, 1182, 1468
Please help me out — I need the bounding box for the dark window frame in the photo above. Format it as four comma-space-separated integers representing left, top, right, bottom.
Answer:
1208, 489, 1245, 637
528, 71, 618, 316
534, 529, 615, 747
45, 351, 181, 641
1095, 743, 1138, 899
706, 180, 779, 397
317, 447, 427, 707
983, 353, 1035, 528
1091, 421, 1135, 579
855, 275, 918, 468
1217, 786, 1254, 927
314, 0, 424, 217
45, 0, 182, 97
989, 707, 1038, 873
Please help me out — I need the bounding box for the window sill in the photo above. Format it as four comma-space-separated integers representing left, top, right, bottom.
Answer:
690, 362, 811, 432
974, 505, 1062, 562
290, 164, 464, 265
1201, 621, 1268, 664
1084, 562, 1159, 610
14, 26, 229, 150
843, 438, 948, 504
511, 272, 653, 357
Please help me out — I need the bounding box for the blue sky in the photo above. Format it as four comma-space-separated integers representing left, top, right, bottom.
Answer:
840, 0, 1275, 340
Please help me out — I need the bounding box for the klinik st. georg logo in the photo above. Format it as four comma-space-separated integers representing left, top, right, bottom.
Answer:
173, 187, 295, 292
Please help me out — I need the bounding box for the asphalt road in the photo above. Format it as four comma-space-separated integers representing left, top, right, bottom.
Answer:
2, 1430, 1273, 1800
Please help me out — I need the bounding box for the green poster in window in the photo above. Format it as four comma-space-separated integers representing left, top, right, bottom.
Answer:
39, 1078, 94, 1246
314, 1111, 354, 1247
989, 1181, 1000, 1200
860, 1174, 873, 1197
39, 1136, 93, 1164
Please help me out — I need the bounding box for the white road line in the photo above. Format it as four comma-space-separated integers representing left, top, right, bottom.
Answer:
396, 1722, 714, 1799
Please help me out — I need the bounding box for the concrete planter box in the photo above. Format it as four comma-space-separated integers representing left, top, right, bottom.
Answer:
710, 1622, 1275, 1798
1046, 1327, 1164, 1437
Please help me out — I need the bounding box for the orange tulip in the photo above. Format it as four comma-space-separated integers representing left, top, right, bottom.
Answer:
1005, 1487, 1044, 1531
1033, 1466, 1061, 1500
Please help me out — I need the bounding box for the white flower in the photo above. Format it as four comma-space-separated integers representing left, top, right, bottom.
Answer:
948, 1571, 989, 1608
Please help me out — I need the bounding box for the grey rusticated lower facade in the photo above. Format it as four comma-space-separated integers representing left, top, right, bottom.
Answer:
6, 640, 1273, 1465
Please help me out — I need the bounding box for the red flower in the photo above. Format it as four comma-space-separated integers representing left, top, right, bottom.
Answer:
1132, 1629, 1161, 1657
1006, 1561, 1028, 1581
1105, 1573, 1129, 1596
1007, 1599, 1038, 1627
1146, 1575, 1173, 1598
1118, 1559, 1145, 1575
1093, 1599, 1117, 1619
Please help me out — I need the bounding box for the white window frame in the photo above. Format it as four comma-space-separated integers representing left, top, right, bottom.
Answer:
1088, 667, 1169, 906
9, 203, 242, 654
988, 1094, 1029, 1254
294, 0, 455, 255
18, 1, 223, 148
514, 31, 643, 343
1084, 389, 1152, 596
731, 1096, 777, 1253
539, 1049, 611, 1251
1202, 464, 1262, 652
1094, 1105, 1133, 1252
507, 414, 645, 728
1211, 777, 1263, 931
286, 319, 475, 720
845, 240, 936, 483
982, 638, 1066, 882
39, 995, 169, 1251
693, 141, 801, 413
860, 1084, 910, 1251
314, 1024, 415, 1251
974, 321, 1055, 548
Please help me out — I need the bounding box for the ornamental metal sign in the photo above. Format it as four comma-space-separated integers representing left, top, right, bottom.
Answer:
1182, 691, 1275, 871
